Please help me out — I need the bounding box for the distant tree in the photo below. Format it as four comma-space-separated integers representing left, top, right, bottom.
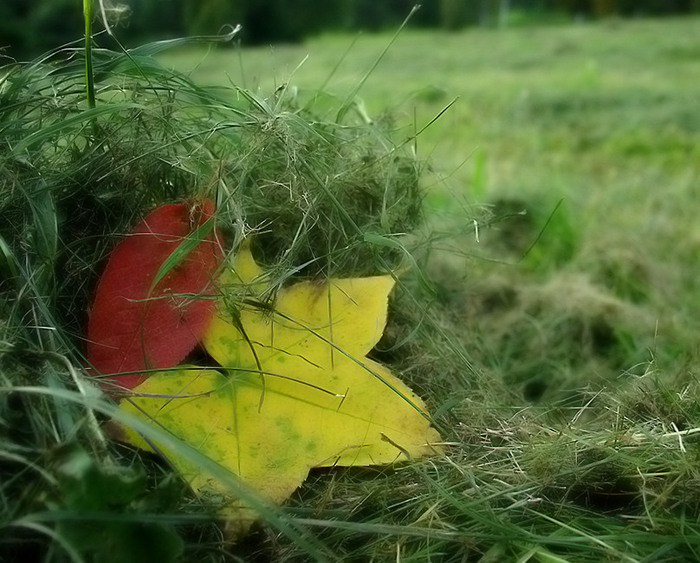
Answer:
412, 1, 441, 26
0, 0, 29, 57
128, 0, 186, 41
182, 0, 347, 43
547, 0, 700, 16
183, 0, 243, 36
1, 0, 188, 59
591, 0, 616, 15
3, 0, 698, 60
26, 0, 83, 56
439, 0, 517, 30
0, 0, 83, 59
439, 0, 475, 29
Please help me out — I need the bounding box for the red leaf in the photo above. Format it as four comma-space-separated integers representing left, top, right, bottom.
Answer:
87, 200, 222, 390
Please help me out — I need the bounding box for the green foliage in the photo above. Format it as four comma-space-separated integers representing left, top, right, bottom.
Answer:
4, 0, 700, 60
0, 31, 423, 560
0, 44, 419, 339
4, 13, 700, 563
439, 0, 474, 30
47, 446, 184, 562
0, 351, 188, 561
549, 0, 700, 16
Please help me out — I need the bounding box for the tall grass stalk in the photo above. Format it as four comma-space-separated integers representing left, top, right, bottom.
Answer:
83, 0, 95, 108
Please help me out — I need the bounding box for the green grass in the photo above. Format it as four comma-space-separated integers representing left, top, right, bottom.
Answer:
161, 15, 700, 399
3, 15, 700, 562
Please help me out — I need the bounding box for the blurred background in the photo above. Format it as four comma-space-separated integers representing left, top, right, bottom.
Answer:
2, 0, 700, 59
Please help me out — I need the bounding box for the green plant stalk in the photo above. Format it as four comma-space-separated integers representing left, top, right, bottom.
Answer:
84, 0, 95, 108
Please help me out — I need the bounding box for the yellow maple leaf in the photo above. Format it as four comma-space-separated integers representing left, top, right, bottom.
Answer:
119, 242, 442, 527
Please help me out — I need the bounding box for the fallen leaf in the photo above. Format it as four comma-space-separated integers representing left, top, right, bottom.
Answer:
87, 200, 222, 390
119, 243, 442, 526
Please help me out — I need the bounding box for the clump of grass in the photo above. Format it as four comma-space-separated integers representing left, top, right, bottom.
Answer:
460, 271, 655, 402
0, 39, 421, 344
479, 196, 579, 271
220, 87, 422, 278
0, 37, 422, 560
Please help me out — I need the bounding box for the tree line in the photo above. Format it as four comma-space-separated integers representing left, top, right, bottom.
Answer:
2, 0, 699, 59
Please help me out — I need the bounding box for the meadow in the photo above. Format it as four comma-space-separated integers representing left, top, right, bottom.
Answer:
162, 15, 700, 407
2, 14, 700, 562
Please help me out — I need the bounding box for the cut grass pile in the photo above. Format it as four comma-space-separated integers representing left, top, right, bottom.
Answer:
2, 15, 700, 562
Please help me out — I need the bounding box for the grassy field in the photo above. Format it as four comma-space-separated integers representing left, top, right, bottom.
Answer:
3, 14, 700, 562
162, 15, 700, 401
168, 17, 700, 560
